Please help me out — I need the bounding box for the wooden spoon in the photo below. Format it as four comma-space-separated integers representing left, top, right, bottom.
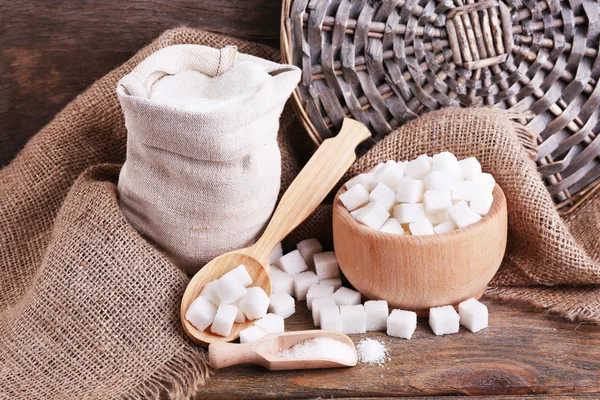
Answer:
181, 118, 371, 346
208, 330, 357, 370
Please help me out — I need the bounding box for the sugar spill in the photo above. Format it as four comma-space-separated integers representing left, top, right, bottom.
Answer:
357, 338, 388, 366
277, 337, 355, 364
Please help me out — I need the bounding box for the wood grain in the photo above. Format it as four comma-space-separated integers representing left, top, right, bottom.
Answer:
199, 295, 600, 398
0, 0, 281, 166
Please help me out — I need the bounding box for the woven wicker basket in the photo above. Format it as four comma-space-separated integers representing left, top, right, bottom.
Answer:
280, 0, 600, 212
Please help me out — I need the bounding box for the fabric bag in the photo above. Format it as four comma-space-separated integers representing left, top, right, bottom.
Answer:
116, 44, 300, 274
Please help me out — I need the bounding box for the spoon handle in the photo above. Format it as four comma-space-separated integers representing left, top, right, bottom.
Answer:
208, 342, 258, 369
253, 118, 371, 259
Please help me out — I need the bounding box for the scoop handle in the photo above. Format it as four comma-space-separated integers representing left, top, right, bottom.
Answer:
253, 118, 371, 259
208, 342, 258, 369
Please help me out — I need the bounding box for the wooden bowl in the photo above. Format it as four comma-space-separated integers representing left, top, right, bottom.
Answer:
332, 184, 508, 313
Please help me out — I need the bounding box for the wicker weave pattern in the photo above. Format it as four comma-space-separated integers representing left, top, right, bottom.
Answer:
281, 0, 600, 210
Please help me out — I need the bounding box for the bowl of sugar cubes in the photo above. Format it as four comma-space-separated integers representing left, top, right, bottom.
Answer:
333, 152, 507, 313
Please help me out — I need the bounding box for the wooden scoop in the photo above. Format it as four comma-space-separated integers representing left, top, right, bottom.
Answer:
181, 118, 371, 346
208, 330, 357, 370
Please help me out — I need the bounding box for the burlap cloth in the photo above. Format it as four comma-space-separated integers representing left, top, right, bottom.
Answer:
0, 28, 598, 399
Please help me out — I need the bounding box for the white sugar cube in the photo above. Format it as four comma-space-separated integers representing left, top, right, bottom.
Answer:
429, 305, 460, 335
423, 190, 452, 214
320, 306, 342, 332
200, 280, 221, 307
452, 181, 478, 202
458, 157, 482, 180
470, 192, 494, 216
364, 300, 389, 331
340, 304, 367, 334
409, 216, 435, 236
312, 297, 337, 326
306, 283, 335, 310
268, 292, 295, 319
473, 172, 496, 194
340, 184, 370, 211
394, 203, 426, 224
426, 211, 449, 226
331, 287, 362, 306
238, 287, 270, 320
319, 277, 342, 290
371, 162, 384, 173
293, 271, 319, 301
405, 154, 432, 179
254, 313, 284, 334
424, 170, 455, 191
396, 177, 425, 203
275, 250, 308, 275
215, 274, 247, 304
210, 304, 238, 337
239, 326, 266, 344
387, 309, 417, 339
355, 201, 390, 230
379, 218, 405, 234
235, 308, 246, 323
296, 238, 322, 269
222, 264, 253, 287
345, 173, 377, 192
185, 296, 217, 332
314, 251, 339, 279
270, 265, 294, 297
374, 160, 404, 189
458, 298, 489, 332
369, 183, 397, 212
432, 152, 459, 172
269, 242, 283, 265
350, 207, 363, 218
448, 201, 482, 228
434, 220, 456, 234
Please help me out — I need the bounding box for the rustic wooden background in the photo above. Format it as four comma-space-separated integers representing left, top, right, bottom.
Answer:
0, 0, 281, 167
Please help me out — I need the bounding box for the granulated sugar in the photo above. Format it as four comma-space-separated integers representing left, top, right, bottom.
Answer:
277, 337, 355, 364
357, 338, 388, 366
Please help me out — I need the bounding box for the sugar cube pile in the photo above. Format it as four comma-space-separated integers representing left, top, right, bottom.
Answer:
341, 153, 495, 235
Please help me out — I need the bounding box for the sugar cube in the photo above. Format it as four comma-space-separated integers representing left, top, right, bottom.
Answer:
340, 184, 370, 211
394, 203, 426, 224
448, 201, 482, 228
409, 216, 435, 236
185, 296, 217, 332
268, 292, 295, 319
254, 313, 284, 334
364, 300, 389, 331
222, 264, 253, 287
458, 298, 489, 332
239, 326, 266, 344
293, 271, 319, 301
214, 274, 247, 304
210, 304, 238, 337
432, 151, 459, 169
269, 242, 283, 265
473, 172, 495, 194
331, 287, 362, 306
369, 183, 397, 212
296, 238, 323, 269
374, 160, 404, 189
320, 306, 342, 332
426, 211, 449, 226
306, 283, 335, 310
345, 173, 377, 192
423, 190, 452, 214
340, 304, 367, 334
355, 201, 390, 230
319, 277, 342, 291
429, 305, 460, 335
350, 207, 363, 218
313, 251, 340, 279
270, 265, 294, 297
396, 177, 425, 203
434, 220, 456, 234
470, 192, 494, 216
312, 297, 337, 326
200, 280, 220, 306
405, 154, 432, 179
458, 157, 482, 180
424, 170, 455, 191
371, 162, 384, 173
275, 250, 308, 275
387, 309, 417, 339
379, 218, 405, 234
231, 298, 246, 323
238, 287, 270, 320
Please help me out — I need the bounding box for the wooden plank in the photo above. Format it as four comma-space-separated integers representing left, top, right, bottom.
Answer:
199, 296, 600, 398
